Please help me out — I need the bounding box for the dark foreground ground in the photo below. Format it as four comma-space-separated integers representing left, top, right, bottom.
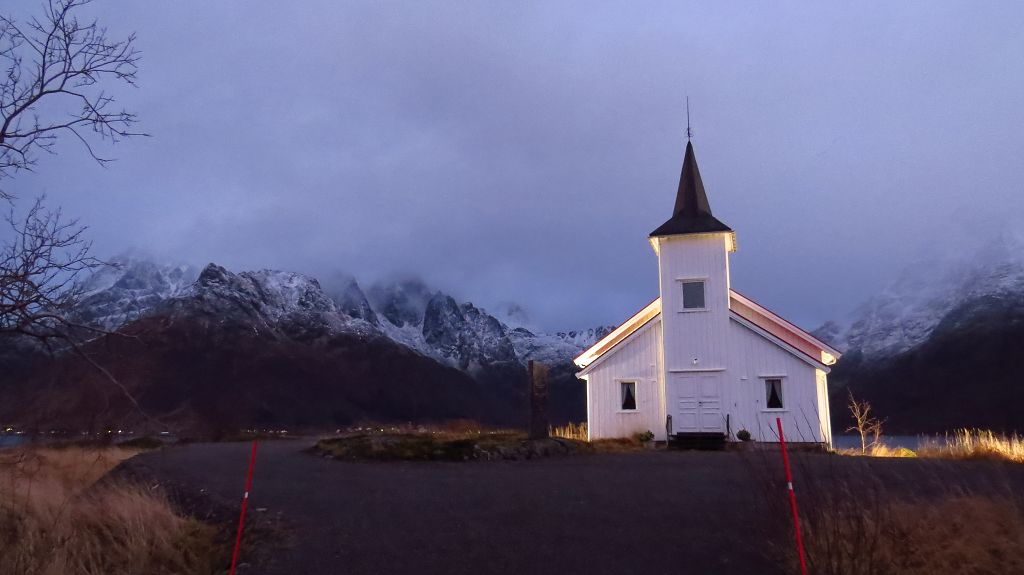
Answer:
116, 439, 1024, 575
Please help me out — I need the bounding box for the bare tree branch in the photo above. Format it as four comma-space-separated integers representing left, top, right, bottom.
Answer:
0, 195, 99, 342
0, 0, 144, 199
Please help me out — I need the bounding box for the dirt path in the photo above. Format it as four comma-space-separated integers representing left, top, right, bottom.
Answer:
118, 440, 1024, 575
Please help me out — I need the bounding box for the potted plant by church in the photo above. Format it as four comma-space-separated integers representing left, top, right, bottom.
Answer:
733, 429, 754, 450
636, 430, 655, 449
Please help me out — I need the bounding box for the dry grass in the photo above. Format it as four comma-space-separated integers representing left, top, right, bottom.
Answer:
799, 495, 1024, 575
0, 447, 217, 575
839, 429, 1024, 463
918, 429, 1024, 464
550, 422, 588, 441
744, 444, 1024, 575
549, 423, 648, 453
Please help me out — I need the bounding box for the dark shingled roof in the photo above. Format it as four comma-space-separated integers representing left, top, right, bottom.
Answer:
650, 141, 732, 237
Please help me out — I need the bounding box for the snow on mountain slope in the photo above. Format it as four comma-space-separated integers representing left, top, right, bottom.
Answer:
818, 231, 1024, 358
165, 264, 379, 340
73, 255, 198, 330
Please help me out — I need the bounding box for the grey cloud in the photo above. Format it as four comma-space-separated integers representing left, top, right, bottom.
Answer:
5, 1, 1023, 330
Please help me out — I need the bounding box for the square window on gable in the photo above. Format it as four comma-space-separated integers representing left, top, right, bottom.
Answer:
620, 381, 637, 411
681, 280, 706, 310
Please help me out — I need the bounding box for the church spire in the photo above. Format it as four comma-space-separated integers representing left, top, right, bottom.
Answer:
650, 140, 732, 237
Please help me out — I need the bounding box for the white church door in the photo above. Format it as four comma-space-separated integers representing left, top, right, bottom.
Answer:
672, 373, 724, 433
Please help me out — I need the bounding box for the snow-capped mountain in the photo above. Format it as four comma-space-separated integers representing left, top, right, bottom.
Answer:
821, 231, 1024, 433
69, 257, 611, 373
816, 231, 1024, 359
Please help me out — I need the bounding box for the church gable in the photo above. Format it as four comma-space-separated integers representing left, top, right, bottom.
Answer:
575, 291, 838, 374
574, 299, 660, 371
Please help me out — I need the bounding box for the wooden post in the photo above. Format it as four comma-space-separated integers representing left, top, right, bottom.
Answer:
528, 360, 549, 439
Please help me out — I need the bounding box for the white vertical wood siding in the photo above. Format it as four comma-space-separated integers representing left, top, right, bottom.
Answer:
657, 234, 733, 372
585, 319, 664, 441
724, 319, 827, 443
815, 369, 833, 447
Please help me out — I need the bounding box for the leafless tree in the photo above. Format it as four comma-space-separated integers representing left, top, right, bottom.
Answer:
846, 391, 884, 454
0, 0, 142, 198
0, 1, 146, 421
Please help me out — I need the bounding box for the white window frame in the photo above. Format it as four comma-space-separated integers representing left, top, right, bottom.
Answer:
617, 379, 639, 413
761, 376, 786, 412
677, 278, 708, 312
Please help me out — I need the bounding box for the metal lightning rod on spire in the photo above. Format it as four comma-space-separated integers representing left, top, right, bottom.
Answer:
686, 96, 693, 141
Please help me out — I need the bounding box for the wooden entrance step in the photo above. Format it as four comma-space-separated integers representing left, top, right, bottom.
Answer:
669, 432, 727, 451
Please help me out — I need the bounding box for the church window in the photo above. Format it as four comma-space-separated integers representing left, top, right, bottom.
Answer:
620, 381, 637, 411
681, 280, 706, 310
765, 378, 784, 409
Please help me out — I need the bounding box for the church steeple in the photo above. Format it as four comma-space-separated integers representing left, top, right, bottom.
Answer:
650, 141, 732, 237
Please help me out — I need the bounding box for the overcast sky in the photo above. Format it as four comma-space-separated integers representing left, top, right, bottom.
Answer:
5, 1, 1024, 330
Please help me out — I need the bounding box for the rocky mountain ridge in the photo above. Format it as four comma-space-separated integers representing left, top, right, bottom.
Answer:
71, 255, 613, 374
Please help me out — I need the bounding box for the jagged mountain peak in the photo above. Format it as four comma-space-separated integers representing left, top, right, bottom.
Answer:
73, 255, 199, 330
195, 262, 232, 286
367, 277, 436, 328
325, 275, 379, 326
491, 301, 532, 329
421, 294, 517, 370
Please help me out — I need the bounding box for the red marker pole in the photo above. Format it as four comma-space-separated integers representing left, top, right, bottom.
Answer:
230, 440, 258, 575
776, 417, 808, 575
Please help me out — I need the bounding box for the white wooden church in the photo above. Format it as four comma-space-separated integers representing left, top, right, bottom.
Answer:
574, 140, 841, 445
